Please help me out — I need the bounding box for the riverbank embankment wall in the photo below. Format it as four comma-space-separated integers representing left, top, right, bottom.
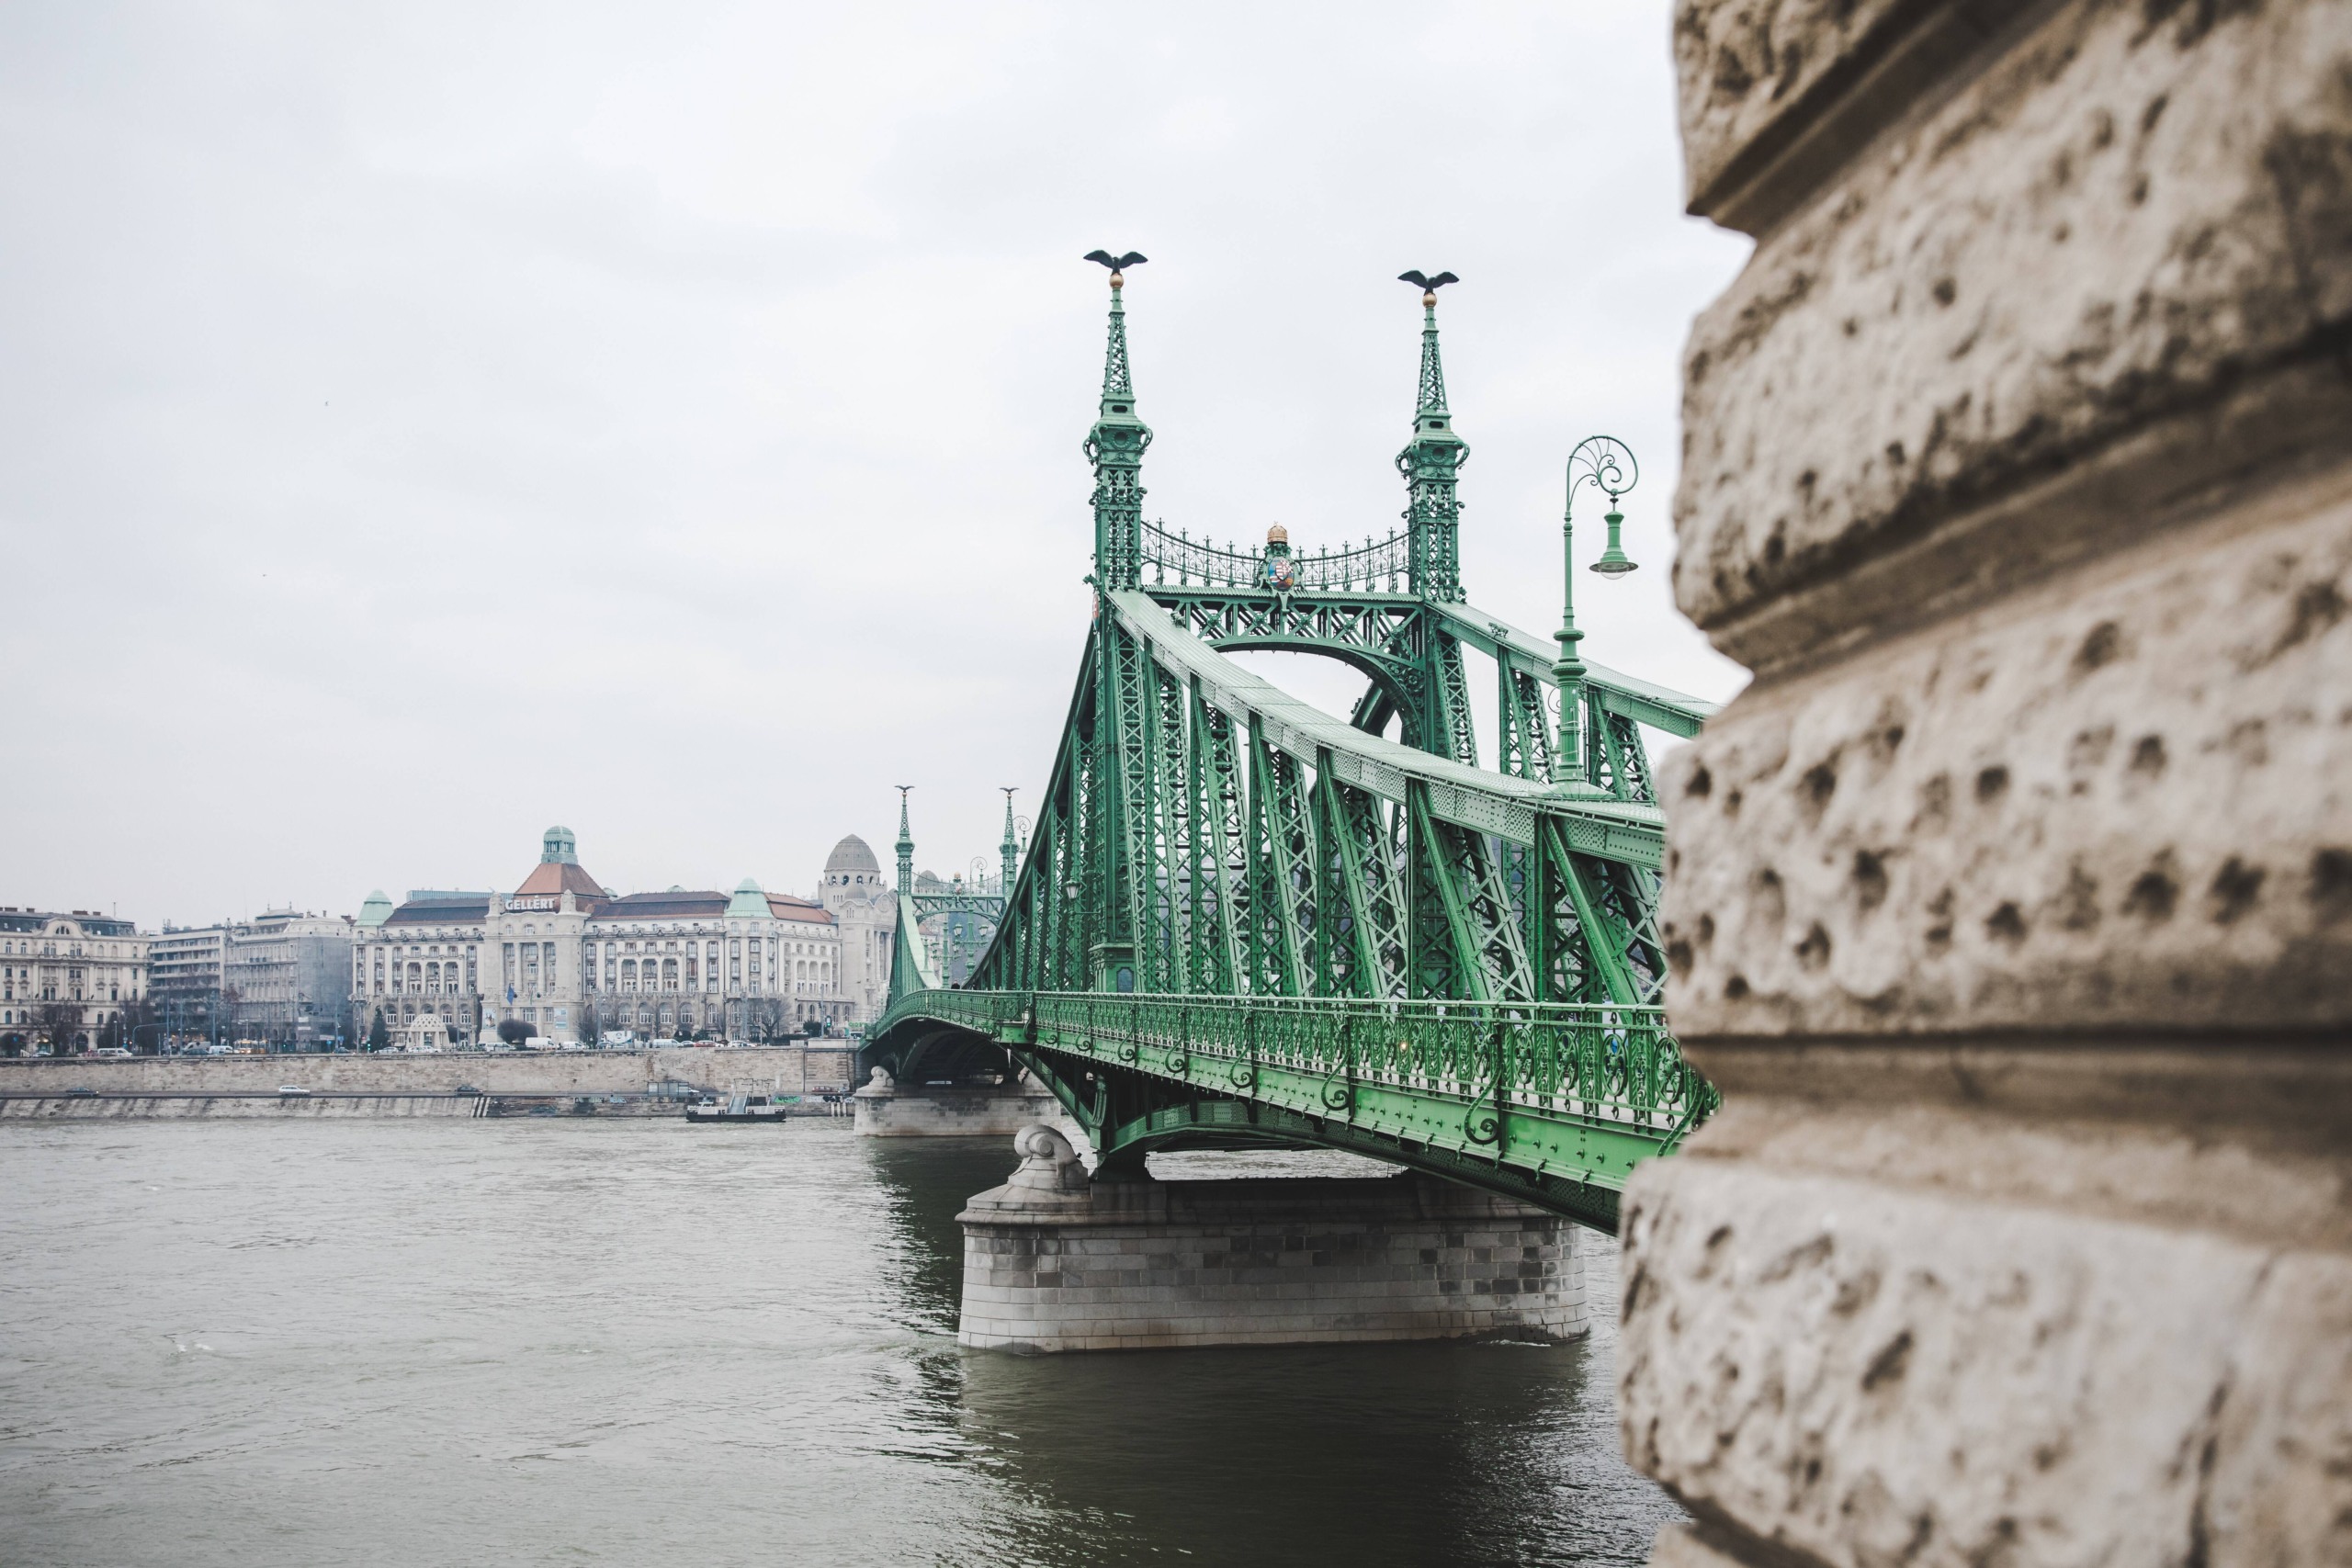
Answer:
2, 1094, 492, 1120
0, 1046, 854, 1099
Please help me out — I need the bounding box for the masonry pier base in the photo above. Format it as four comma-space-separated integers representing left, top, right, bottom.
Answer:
955, 1126, 1588, 1352
852, 1068, 1069, 1138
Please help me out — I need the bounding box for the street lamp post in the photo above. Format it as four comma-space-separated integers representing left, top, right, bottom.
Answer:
1552, 435, 1640, 788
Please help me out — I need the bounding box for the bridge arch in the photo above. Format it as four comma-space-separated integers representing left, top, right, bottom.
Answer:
1199, 637, 1421, 746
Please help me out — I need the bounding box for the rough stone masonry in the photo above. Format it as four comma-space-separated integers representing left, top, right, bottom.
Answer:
1622, 2, 2352, 1566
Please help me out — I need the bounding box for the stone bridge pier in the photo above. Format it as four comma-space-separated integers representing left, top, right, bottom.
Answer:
1623, 3, 2352, 1566
849, 1065, 1073, 1140
954, 1127, 1589, 1352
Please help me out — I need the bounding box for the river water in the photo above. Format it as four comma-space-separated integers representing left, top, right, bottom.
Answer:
0, 1121, 1680, 1567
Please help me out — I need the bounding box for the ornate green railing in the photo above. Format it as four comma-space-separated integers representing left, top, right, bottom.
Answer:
1141, 518, 1412, 593
876, 987, 1716, 1226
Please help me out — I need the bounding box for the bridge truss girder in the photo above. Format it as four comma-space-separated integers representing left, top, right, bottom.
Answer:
1145, 584, 1701, 804
867, 592, 1706, 1227
934, 600, 1670, 1011
874, 989, 1714, 1235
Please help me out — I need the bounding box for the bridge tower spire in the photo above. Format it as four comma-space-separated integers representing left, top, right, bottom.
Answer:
894, 785, 913, 897
1082, 253, 1152, 591
1396, 272, 1468, 603
999, 788, 1019, 895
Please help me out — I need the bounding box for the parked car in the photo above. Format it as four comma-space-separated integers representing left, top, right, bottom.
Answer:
62, 1086, 97, 1099
92, 1047, 133, 1059
277, 1086, 311, 1098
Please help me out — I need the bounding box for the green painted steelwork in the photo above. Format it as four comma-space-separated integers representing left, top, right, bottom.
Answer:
910, 892, 1006, 919
889, 793, 1010, 973
876, 987, 1711, 1233
865, 263, 1718, 1232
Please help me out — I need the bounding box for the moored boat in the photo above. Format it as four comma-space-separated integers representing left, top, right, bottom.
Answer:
684, 1093, 793, 1124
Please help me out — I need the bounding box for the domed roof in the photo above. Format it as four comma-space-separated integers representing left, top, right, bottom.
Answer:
826, 835, 880, 874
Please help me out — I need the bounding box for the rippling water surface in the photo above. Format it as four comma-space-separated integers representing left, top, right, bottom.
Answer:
0, 1122, 1679, 1566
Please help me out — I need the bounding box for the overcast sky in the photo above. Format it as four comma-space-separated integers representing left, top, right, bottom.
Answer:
0, 2, 1749, 928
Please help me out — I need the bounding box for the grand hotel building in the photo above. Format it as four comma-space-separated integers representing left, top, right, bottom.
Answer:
0, 908, 146, 1049
352, 828, 895, 1044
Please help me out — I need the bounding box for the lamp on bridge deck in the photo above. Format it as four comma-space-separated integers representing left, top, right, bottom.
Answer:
1590, 503, 1637, 578
1553, 436, 1640, 787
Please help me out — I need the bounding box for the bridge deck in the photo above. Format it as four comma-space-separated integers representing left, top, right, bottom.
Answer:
875, 988, 1713, 1232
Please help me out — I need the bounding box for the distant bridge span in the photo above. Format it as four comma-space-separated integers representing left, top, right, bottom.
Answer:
866, 267, 1716, 1234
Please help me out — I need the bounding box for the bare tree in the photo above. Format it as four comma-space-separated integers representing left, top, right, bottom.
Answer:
98, 998, 153, 1052
38, 1001, 82, 1055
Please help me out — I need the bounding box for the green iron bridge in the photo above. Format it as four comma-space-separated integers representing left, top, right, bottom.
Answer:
865, 260, 1719, 1235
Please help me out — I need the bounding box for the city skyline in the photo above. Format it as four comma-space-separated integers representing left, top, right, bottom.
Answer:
0, 3, 1749, 927
127, 822, 951, 930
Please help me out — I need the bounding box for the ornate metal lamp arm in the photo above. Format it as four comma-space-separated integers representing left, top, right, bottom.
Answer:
1554, 436, 1639, 788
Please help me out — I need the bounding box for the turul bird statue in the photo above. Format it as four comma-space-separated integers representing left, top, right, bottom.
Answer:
1085, 250, 1148, 273
1398, 269, 1459, 296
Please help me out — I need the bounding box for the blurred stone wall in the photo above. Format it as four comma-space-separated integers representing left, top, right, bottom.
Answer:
1623, 2, 2352, 1563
